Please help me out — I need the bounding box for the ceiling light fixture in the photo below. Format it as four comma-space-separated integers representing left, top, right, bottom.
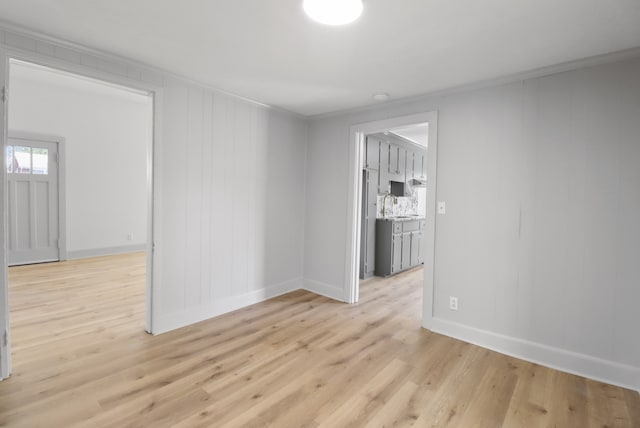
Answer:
303, 0, 363, 26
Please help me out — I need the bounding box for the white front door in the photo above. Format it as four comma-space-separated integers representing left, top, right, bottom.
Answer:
7, 137, 59, 265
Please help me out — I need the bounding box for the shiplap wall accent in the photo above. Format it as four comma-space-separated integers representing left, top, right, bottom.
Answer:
304, 56, 640, 391
0, 24, 308, 353
157, 78, 307, 332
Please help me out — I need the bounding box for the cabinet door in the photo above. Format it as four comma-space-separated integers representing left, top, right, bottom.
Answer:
392, 234, 402, 273
366, 216, 376, 275
365, 137, 380, 170
407, 151, 415, 179
411, 231, 421, 266
378, 141, 390, 194
389, 144, 399, 174
364, 170, 378, 275
401, 232, 411, 270
398, 147, 406, 178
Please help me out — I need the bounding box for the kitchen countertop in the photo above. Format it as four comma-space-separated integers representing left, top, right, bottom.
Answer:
377, 216, 425, 222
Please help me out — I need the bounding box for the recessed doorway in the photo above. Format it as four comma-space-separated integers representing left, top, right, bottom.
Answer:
1, 58, 156, 380
346, 112, 438, 328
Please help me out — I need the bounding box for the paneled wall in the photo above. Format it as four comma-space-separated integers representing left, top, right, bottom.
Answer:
0, 27, 308, 341
304, 56, 640, 390
157, 79, 307, 331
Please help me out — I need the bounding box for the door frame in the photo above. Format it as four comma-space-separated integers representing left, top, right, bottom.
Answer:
345, 111, 439, 329
0, 45, 162, 380
7, 131, 67, 263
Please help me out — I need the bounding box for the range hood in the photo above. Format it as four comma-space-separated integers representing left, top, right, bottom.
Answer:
407, 178, 427, 187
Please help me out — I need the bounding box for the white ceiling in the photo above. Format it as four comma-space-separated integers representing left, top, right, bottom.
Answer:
390, 124, 428, 147
1, 0, 639, 116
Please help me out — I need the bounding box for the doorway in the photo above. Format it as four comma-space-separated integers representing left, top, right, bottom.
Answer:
359, 126, 428, 280
0, 57, 157, 380
346, 112, 438, 329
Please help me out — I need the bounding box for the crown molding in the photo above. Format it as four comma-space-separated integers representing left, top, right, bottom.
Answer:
0, 19, 307, 121
310, 46, 640, 121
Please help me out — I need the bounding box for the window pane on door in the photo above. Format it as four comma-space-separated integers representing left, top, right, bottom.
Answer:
6, 145, 12, 174
32, 148, 49, 175
14, 146, 31, 174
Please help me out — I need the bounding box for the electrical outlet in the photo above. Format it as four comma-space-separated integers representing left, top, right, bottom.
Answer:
449, 296, 458, 311
438, 201, 446, 215
127, 233, 133, 241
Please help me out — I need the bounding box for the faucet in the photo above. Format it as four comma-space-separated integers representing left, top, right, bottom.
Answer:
381, 192, 397, 218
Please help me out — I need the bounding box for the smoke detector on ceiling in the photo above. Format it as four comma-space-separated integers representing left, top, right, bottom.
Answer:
372, 92, 390, 102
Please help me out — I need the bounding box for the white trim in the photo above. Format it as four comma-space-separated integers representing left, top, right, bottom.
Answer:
0, 21, 306, 120
422, 116, 438, 330
66, 244, 147, 260
5, 48, 159, 100
5, 53, 160, 333
431, 317, 640, 393
311, 47, 640, 120
7, 131, 67, 261
146, 90, 160, 335
57, 139, 67, 261
345, 128, 364, 304
346, 112, 439, 330
5, 52, 160, 337
12, 59, 152, 97
148, 89, 163, 336
0, 40, 161, 379
302, 279, 346, 302
0, 45, 9, 380
153, 278, 303, 335
4, 23, 640, 122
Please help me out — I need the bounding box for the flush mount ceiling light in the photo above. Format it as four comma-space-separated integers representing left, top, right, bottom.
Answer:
303, 0, 363, 25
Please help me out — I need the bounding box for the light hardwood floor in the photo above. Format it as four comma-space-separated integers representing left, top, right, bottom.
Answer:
0, 253, 638, 427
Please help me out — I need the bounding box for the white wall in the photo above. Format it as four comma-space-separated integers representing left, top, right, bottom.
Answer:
2, 24, 638, 391
8, 63, 151, 256
156, 78, 308, 331
304, 56, 640, 390
0, 28, 308, 345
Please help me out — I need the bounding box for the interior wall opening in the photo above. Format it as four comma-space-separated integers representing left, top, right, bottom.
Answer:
5, 59, 153, 378
346, 111, 437, 329
358, 123, 429, 299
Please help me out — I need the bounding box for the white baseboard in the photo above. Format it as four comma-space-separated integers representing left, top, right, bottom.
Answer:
66, 244, 147, 260
153, 278, 303, 335
302, 279, 346, 302
430, 317, 640, 392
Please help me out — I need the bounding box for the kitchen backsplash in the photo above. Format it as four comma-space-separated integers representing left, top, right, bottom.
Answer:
376, 193, 419, 218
